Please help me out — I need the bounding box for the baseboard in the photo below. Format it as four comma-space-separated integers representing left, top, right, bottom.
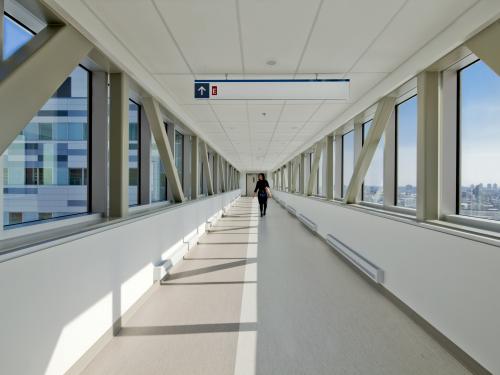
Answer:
65, 280, 160, 375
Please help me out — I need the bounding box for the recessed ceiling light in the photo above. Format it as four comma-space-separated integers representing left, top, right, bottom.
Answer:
266, 60, 277, 66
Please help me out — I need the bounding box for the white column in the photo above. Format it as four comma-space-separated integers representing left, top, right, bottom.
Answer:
109, 73, 129, 218
417, 72, 439, 221
91, 71, 109, 216
201, 141, 214, 195
191, 136, 199, 199
326, 135, 334, 200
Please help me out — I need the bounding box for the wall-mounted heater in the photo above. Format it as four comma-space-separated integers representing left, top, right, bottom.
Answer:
194, 79, 350, 101
286, 205, 297, 216
297, 214, 318, 233
326, 234, 384, 284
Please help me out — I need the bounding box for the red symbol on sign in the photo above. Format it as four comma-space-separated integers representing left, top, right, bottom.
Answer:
212, 86, 218, 96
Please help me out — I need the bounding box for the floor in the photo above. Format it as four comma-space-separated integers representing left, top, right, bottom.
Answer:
81, 197, 471, 375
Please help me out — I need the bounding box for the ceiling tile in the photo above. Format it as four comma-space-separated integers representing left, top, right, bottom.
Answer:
248, 104, 283, 122
239, 0, 322, 73
153, 0, 242, 74
299, 0, 406, 73
182, 104, 218, 122
352, 0, 476, 73
85, 0, 190, 73
212, 104, 248, 122
280, 104, 321, 122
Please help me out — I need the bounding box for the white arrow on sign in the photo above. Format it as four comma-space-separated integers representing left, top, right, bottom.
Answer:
198, 86, 206, 95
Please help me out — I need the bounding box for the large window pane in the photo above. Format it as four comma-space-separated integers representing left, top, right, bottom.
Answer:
342, 130, 354, 197
175, 130, 184, 189
3, 66, 90, 226
362, 120, 384, 204
396, 96, 417, 208
150, 134, 167, 202
128, 100, 140, 206
3, 14, 33, 60
459, 61, 500, 220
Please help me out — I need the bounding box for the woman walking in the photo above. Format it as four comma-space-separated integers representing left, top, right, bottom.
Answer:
253, 173, 272, 217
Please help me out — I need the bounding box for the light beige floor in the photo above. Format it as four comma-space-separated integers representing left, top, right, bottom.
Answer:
80, 197, 471, 375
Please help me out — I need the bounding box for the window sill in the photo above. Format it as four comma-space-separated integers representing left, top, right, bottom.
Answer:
1, 213, 103, 240
275, 190, 500, 247
0, 190, 241, 263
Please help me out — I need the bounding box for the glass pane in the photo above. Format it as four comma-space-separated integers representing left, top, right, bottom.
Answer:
128, 101, 140, 206
362, 120, 384, 204
175, 130, 184, 188
459, 61, 500, 220
150, 134, 167, 202
3, 66, 90, 226
396, 96, 417, 208
3, 14, 34, 59
317, 150, 324, 196
342, 130, 354, 197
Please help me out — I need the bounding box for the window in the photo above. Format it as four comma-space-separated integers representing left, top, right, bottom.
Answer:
3, 64, 90, 226
3, 14, 34, 60
396, 96, 417, 208
175, 130, 184, 188
128, 100, 140, 206
342, 130, 354, 197
8, 212, 23, 225
458, 60, 500, 221
362, 120, 384, 204
150, 134, 167, 202
69, 168, 86, 185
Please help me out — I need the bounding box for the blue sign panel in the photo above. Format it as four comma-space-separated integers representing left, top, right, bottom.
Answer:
194, 82, 209, 99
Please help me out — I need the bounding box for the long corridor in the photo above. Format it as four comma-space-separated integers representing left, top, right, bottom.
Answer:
81, 197, 470, 375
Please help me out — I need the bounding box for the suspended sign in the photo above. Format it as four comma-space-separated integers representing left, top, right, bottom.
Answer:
194, 79, 349, 100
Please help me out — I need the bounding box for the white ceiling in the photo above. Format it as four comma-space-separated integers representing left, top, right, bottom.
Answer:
44, 0, 499, 171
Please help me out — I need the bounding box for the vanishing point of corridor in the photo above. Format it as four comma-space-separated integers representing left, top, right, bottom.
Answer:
81, 197, 470, 375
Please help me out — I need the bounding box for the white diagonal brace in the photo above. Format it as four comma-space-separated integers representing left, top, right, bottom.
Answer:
344, 96, 396, 203
0, 25, 92, 154
201, 141, 214, 195
307, 139, 325, 196
466, 20, 500, 75
143, 97, 185, 202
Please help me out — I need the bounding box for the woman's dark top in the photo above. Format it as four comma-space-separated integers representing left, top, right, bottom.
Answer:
254, 179, 270, 193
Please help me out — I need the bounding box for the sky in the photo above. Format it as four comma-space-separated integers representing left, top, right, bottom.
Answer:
460, 60, 500, 187
3, 15, 33, 59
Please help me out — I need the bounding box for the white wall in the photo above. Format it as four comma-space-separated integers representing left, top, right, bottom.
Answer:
0, 190, 240, 375
274, 191, 500, 374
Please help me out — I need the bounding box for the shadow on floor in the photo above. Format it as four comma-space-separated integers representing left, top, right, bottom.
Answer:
119, 322, 257, 336
161, 258, 257, 282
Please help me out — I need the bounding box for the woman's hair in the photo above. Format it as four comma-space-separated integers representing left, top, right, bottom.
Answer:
258, 173, 266, 180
